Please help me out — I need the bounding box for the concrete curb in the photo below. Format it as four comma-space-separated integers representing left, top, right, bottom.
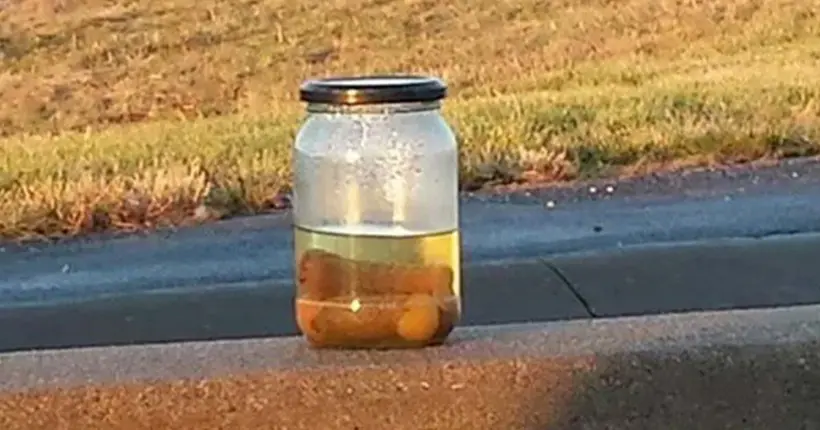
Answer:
2, 304, 819, 429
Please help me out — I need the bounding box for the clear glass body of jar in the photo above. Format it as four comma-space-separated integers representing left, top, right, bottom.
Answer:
292, 76, 461, 349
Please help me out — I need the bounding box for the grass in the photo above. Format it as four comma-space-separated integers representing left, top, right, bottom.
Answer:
0, 0, 819, 240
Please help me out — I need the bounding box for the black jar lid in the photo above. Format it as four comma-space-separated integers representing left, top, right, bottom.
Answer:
299, 75, 447, 105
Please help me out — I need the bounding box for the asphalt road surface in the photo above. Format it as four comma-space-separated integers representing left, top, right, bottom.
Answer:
2, 157, 820, 352
3, 157, 820, 306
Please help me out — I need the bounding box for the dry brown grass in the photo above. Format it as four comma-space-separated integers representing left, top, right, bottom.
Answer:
0, 0, 819, 240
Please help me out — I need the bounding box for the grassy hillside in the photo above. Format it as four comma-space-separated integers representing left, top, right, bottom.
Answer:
0, 0, 818, 240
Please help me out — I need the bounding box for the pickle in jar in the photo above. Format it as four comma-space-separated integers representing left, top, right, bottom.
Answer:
293, 226, 461, 348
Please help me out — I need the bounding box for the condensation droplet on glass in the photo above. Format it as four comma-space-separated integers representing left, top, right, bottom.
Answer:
344, 149, 361, 163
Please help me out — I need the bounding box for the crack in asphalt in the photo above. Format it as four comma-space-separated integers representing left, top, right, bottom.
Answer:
539, 259, 599, 318
746, 229, 806, 239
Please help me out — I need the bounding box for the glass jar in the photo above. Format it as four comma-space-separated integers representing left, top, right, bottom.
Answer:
292, 76, 461, 349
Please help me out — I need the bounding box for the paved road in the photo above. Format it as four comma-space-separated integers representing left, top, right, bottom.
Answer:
2, 157, 820, 306
2, 157, 820, 352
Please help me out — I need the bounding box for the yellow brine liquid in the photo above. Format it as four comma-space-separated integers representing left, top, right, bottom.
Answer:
293, 225, 461, 349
